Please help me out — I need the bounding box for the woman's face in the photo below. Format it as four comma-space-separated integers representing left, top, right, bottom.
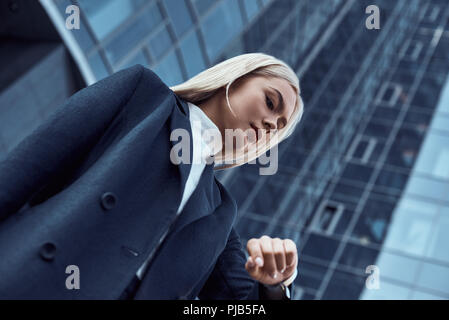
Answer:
223, 75, 297, 150
198, 74, 297, 155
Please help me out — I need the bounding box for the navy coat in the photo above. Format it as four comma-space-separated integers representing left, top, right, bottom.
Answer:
0, 64, 294, 299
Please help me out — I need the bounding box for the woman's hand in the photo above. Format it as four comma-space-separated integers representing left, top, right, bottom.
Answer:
245, 235, 298, 286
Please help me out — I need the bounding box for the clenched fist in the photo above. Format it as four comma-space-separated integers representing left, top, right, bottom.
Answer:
245, 235, 298, 286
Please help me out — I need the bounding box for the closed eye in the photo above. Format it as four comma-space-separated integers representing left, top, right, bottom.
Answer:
265, 94, 274, 111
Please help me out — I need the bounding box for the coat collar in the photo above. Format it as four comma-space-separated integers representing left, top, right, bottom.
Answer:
168, 93, 223, 232
169, 93, 192, 202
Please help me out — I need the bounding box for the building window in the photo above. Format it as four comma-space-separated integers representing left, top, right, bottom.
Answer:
152, 50, 183, 86
400, 40, 424, 61
346, 134, 377, 164
78, 0, 147, 41
309, 200, 344, 236
374, 82, 403, 107
162, 0, 194, 38
201, 0, 243, 61
148, 24, 173, 60
179, 30, 206, 78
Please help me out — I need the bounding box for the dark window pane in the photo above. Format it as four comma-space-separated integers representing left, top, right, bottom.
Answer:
338, 242, 379, 272
351, 196, 396, 245
341, 163, 374, 184
115, 49, 148, 71
371, 106, 400, 123
386, 128, 423, 169
243, 0, 261, 20
152, 50, 183, 86
179, 31, 206, 78
411, 75, 445, 110
302, 233, 339, 263
235, 216, 268, 240
295, 260, 327, 291
362, 120, 391, 140
104, 3, 162, 65
374, 166, 409, 196
193, 0, 215, 16
228, 174, 257, 208
201, 1, 243, 61
163, 0, 193, 38
148, 25, 173, 60
88, 50, 109, 80
248, 179, 288, 217
322, 270, 365, 300
331, 180, 365, 204
78, 0, 147, 40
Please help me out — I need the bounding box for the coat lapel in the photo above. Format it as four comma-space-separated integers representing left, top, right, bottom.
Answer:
171, 162, 221, 234
169, 94, 193, 204
168, 94, 222, 233
134, 165, 237, 300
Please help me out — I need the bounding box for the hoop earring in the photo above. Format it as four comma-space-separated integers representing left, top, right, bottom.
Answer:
226, 82, 238, 119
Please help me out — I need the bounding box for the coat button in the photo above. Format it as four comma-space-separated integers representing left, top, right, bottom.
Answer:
39, 242, 56, 261
100, 192, 117, 210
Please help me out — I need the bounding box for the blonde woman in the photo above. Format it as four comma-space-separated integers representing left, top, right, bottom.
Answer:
0, 53, 304, 300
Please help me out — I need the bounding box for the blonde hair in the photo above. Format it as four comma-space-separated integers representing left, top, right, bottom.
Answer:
169, 52, 304, 170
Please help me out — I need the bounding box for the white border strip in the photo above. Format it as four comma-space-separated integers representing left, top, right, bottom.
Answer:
39, 0, 96, 85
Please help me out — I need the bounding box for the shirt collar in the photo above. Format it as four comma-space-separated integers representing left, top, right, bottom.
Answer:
187, 102, 223, 166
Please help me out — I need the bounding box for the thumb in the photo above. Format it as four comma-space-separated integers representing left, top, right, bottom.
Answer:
245, 256, 259, 277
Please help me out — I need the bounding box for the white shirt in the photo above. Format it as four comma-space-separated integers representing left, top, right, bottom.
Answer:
176, 102, 223, 214
136, 102, 297, 290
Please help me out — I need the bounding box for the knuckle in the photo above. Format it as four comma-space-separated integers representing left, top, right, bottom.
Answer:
273, 240, 283, 247
247, 238, 258, 247
285, 239, 297, 248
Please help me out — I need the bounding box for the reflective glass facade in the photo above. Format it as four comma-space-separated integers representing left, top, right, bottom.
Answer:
51, 0, 340, 85
221, 0, 449, 300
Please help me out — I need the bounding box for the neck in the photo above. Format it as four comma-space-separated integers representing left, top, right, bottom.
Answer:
196, 89, 226, 140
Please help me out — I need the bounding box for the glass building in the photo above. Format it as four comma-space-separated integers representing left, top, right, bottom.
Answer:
222, 0, 449, 300
1, 0, 449, 300
37, 0, 342, 85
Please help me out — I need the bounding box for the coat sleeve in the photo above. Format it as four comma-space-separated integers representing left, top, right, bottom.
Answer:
0, 64, 145, 221
197, 227, 294, 300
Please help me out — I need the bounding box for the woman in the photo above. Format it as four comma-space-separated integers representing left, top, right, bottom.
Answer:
0, 53, 304, 300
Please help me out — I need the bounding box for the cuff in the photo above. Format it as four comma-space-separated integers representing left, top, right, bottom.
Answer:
282, 268, 298, 287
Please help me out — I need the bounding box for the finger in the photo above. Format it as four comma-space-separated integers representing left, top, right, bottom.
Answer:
247, 238, 264, 267
283, 239, 297, 268
272, 238, 286, 273
245, 255, 257, 274
260, 235, 277, 279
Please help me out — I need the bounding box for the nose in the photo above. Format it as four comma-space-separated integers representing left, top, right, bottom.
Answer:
262, 117, 277, 132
